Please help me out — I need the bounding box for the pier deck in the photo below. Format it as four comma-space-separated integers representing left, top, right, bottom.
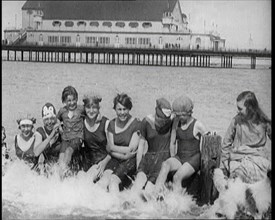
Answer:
2, 45, 271, 69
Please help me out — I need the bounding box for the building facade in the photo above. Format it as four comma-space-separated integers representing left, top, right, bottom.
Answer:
4, 0, 225, 50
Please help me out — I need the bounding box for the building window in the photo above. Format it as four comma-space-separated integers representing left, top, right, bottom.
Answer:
103, 22, 112, 27
65, 21, 74, 27
77, 21, 86, 27
52, 21, 61, 27
195, 37, 201, 44
36, 10, 43, 15
115, 22, 125, 28
129, 22, 139, 28
142, 22, 152, 28
138, 38, 151, 45
76, 35, 80, 42
86, 37, 97, 44
90, 21, 99, 27
48, 36, 59, 43
159, 37, 162, 44
125, 37, 137, 45
39, 34, 43, 41
99, 37, 110, 45
60, 36, 71, 44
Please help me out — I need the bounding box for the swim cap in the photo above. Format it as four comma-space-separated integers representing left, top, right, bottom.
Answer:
156, 98, 172, 118
172, 96, 193, 115
42, 103, 56, 119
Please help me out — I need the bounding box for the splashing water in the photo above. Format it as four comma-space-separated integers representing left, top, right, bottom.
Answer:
2, 158, 208, 219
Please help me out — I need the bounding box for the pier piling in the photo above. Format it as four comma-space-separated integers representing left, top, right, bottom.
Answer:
2, 45, 269, 69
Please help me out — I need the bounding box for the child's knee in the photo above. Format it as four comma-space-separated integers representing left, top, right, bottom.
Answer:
65, 146, 74, 156
173, 172, 182, 184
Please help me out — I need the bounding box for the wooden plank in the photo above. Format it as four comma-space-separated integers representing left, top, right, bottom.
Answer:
199, 134, 222, 205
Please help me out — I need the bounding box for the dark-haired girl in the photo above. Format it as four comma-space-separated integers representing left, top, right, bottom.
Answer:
97, 93, 141, 193
220, 91, 271, 183
57, 85, 85, 176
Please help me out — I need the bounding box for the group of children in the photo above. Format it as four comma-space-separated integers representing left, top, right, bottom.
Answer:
2, 87, 272, 200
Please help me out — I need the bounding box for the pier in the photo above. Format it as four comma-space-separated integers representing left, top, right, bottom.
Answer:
2, 45, 271, 69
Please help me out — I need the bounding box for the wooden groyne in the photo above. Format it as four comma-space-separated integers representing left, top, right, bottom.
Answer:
2, 45, 271, 69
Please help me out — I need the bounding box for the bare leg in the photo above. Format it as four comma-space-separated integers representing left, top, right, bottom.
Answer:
58, 152, 66, 178
144, 181, 155, 193
173, 162, 195, 193
109, 174, 121, 194
58, 147, 74, 179
87, 164, 100, 182
63, 147, 74, 167
97, 169, 113, 192
155, 157, 181, 193
131, 172, 147, 192
37, 153, 45, 174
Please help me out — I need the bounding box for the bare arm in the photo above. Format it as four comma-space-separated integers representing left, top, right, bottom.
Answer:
193, 121, 208, 152
220, 119, 236, 169
106, 131, 131, 154
170, 117, 179, 157
136, 137, 145, 169
110, 131, 140, 160
33, 124, 59, 156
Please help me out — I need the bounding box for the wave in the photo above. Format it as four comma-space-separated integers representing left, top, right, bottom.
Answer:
2, 159, 204, 219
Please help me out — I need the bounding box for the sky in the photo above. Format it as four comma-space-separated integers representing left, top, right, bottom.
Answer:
1, 0, 272, 50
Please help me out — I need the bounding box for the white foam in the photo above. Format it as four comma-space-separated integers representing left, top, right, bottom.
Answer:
3, 160, 201, 218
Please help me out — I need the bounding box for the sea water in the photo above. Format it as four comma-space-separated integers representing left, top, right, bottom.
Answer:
2, 61, 271, 219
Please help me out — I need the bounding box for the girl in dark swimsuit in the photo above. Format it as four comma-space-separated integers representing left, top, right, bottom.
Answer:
14, 115, 41, 170
34, 103, 62, 173
97, 93, 141, 193
81, 94, 111, 182
155, 96, 208, 193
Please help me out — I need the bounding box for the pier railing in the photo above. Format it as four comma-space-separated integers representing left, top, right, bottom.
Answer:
2, 44, 271, 69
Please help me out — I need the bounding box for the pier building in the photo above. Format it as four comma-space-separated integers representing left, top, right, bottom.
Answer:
4, 0, 225, 51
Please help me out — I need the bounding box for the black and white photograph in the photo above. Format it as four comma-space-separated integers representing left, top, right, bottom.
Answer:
2, 0, 271, 219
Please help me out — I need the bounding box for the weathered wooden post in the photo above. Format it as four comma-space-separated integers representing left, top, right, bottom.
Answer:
199, 134, 222, 205
251, 56, 256, 69
184, 55, 186, 66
